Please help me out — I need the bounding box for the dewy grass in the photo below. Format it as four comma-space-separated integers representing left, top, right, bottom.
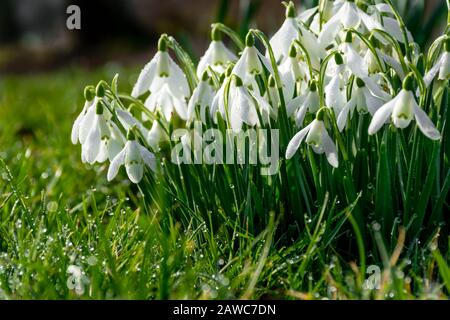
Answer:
0, 1, 450, 300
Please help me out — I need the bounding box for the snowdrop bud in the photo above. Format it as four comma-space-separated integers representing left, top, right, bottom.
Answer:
245, 33, 255, 47
95, 101, 104, 115
335, 53, 344, 66
96, 81, 107, 97
84, 86, 95, 102
285, 1, 296, 19
402, 73, 415, 92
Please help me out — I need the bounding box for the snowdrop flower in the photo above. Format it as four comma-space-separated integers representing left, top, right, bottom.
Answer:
368, 74, 441, 140
132, 36, 189, 120
107, 129, 157, 184
71, 86, 96, 145
286, 111, 339, 168
269, 2, 300, 64
270, 2, 325, 67
147, 120, 165, 152
340, 34, 369, 79
287, 80, 319, 127
279, 45, 308, 99
228, 76, 271, 132
325, 53, 347, 115
210, 67, 233, 122
187, 72, 215, 123
424, 38, 450, 87
233, 33, 272, 87
132, 36, 190, 98
363, 37, 386, 74
337, 77, 389, 131
197, 27, 237, 77
319, 0, 382, 46
81, 102, 124, 165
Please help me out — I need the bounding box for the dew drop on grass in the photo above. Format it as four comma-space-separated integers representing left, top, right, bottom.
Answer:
47, 201, 58, 212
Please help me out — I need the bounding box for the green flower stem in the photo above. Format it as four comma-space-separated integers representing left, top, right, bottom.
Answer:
211, 23, 245, 50
384, 0, 412, 62
371, 29, 409, 74
293, 39, 315, 80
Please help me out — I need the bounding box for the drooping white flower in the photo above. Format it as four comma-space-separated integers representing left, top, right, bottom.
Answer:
269, 2, 300, 64
319, 0, 382, 46
364, 46, 386, 74
287, 81, 320, 127
210, 67, 234, 123
228, 76, 272, 132
197, 28, 237, 77
187, 72, 215, 123
80, 102, 124, 164
340, 35, 369, 79
286, 116, 338, 168
325, 54, 347, 115
337, 77, 390, 131
71, 89, 97, 145
132, 36, 190, 121
233, 33, 272, 87
424, 39, 450, 87
368, 74, 441, 140
132, 36, 190, 99
279, 44, 309, 99
107, 130, 157, 184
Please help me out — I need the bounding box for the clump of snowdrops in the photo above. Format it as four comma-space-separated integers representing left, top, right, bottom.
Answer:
72, 0, 450, 254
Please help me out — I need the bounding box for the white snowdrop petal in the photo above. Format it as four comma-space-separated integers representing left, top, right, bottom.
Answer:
269, 18, 299, 63
438, 52, 450, 80
368, 96, 398, 135
126, 163, 144, 184
322, 129, 339, 168
382, 17, 413, 44
85, 118, 101, 164
79, 107, 96, 144
71, 113, 83, 145
138, 144, 157, 173
414, 105, 441, 141
337, 98, 356, 132
286, 95, 305, 116
132, 53, 159, 98
286, 123, 312, 159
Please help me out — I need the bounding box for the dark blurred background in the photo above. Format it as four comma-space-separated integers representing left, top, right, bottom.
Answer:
0, 0, 447, 74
